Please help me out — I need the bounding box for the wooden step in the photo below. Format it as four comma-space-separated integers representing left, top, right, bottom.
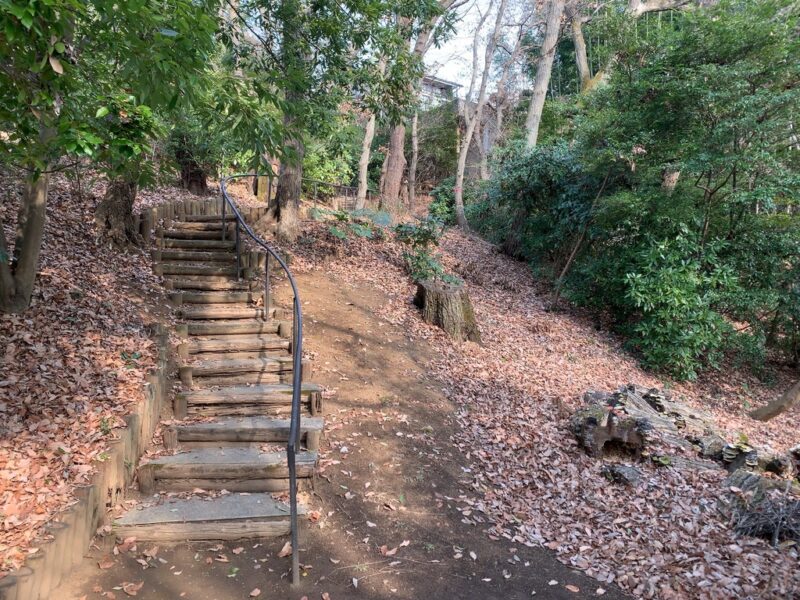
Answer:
183, 335, 289, 354
179, 356, 310, 388
160, 228, 231, 240
171, 222, 231, 231
183, 214, 225, 223
183, 356, 294, 377
155, 263, 238, 277
186, 319, 279, 336
138, 448, 317, 493
175, 383, 323, 419
114, 493, 300, 542
164, 417, 323, 450
161, 238, 236, 250
178, 305, 268, 320
168, 279, 252, 292
171, 291, 254, 305
156, 250, 235, 263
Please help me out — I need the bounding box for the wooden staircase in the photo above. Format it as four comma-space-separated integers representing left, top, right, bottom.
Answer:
114, 210, 323, 546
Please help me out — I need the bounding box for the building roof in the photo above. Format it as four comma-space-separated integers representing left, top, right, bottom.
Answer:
422, 74, 462, 91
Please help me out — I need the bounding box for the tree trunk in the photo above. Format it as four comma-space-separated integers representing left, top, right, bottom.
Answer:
414, 279, 481, 343
178, 154, 209, 195
454, 0, 508, 230
525, 0, 566, 148
749, 380, 800, 422
356, 113, 377, 210
407, 111, 419, 209
272, 135, 304, 242
381, 123, 406, 212
95, 179, 141, 249
0, 172, 49, 313
476, 120, 489, 180
571, 11, 591, 92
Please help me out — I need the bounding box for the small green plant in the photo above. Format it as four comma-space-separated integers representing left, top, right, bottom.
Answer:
394, 217, 461, 284
100, 417, 112, 435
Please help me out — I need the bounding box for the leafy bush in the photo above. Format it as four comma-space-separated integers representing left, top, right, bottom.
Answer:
474, 1, 800, 380
394, 217, 460, 283
624, 233, 734, 380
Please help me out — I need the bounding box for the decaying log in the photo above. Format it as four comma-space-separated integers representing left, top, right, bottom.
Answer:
414, 279, 481, 343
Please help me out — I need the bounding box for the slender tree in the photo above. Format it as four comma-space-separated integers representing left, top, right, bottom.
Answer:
454, 0, 509, 228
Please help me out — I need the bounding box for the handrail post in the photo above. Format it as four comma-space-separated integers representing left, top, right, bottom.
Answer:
235, 220, 241, 282
264, 253, 271, 312
221, 192, 227, 241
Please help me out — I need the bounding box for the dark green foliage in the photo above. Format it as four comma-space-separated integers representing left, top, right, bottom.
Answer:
478, 0, 800, 379
395, 217, 460, 283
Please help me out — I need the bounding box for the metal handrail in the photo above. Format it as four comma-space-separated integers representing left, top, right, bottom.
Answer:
219, 173, 303, 586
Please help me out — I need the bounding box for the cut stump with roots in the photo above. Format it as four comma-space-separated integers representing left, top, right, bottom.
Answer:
414, 279, 481, 343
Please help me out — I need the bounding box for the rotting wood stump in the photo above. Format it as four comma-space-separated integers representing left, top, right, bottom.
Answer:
414, 279, 481, 343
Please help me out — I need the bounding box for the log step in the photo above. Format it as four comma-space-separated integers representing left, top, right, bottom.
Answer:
165, 417, 323, 450
175, 383, 323, 419
185, 356, 295, 377
157, 250, 235, 263
113, 493, 302, 542
161, 238, 236, 250
156, 263, 238, 277
160, 229, 231, 240
183, 214, 225, 223
168, 279, 252, 292
171, 221, 232, 231
186, 320, 279, 336
138, 448, 318, 493
184, 335, 289, 354
171, 291, 254, 305
178, 306, 269, 320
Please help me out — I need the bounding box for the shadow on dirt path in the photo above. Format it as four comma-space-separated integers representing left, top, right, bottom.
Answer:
53, 270, 626, 600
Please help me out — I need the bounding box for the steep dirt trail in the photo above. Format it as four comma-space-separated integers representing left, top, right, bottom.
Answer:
53, 268, 623, 599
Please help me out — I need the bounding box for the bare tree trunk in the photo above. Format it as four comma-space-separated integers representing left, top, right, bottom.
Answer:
749, 380, 800, 422
95, 178, 141, 249
356, 112, 376, 210
0, 172, 49, 313
381, 123, 406, 212
408, 110, 419, 208
476, 119, 490, 180
570, 9, 591, 91
273, 134, 304, 242
525, 0, 565, 148
495, 23, 527, 142
454, 0, 509, 230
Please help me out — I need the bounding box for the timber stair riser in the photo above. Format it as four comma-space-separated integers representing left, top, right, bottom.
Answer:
166, 279, 253, 292
154, 250, 236, 262
174, 384, 323, 420
180, 336, 290, 354
170, 291, 256, 305
163, 417, 323, 451
177, 306, 271, 320
180, 320, 284, 336
154, 264, 239, 277
137, 450, 318, 494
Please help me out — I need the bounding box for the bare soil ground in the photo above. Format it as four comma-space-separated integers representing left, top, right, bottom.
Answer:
53, 268, 623, 599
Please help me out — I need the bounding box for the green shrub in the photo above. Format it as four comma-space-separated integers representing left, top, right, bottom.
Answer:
394, 217, 460, 284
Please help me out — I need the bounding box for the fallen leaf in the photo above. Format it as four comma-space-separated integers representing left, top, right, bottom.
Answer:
278, 541, 292, 558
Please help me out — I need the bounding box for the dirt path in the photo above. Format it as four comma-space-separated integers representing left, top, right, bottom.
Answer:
53, 268, 624, 600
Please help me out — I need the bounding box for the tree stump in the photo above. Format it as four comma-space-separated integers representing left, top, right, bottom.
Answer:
414, 279, 481, 343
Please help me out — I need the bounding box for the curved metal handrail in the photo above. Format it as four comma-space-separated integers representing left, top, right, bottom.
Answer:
219, 173, 303, 586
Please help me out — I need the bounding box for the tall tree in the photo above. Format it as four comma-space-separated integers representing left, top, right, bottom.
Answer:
453, 0, 509, 228
0, 0, 218, 312
381, 0, 459, 212
524, 0, 565, 147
